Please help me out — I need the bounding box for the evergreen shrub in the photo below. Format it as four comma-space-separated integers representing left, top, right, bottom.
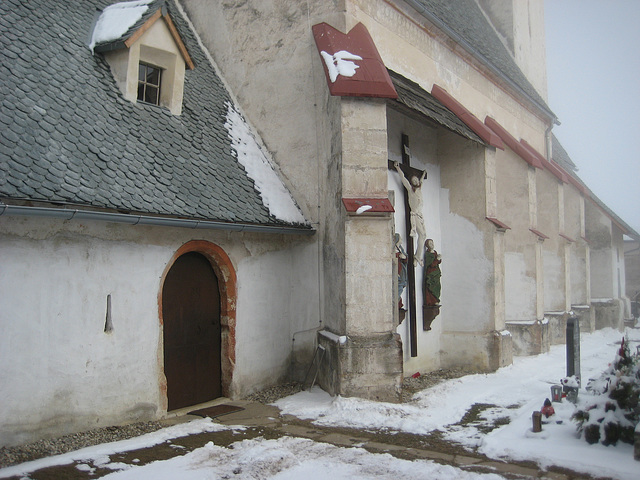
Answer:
572, 336, 640, 446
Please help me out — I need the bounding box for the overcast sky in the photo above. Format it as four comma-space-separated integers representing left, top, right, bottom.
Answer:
544, 0, 640, 236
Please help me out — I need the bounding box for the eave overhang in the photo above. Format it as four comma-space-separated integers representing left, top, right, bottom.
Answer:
431, 85, 504, 149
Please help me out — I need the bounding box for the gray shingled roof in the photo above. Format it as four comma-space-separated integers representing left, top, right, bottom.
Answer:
0, 0, 310, 231
407, 0, 556, 121
389, 70, 485, 145
551, 134, 577, 173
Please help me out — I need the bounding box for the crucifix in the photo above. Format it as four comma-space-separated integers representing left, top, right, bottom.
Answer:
388, 134, 426, 357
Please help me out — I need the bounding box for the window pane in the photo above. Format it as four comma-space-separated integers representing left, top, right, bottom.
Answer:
145, 86, 158, 105
146, 68, 160, 86
137, 63, 162, 106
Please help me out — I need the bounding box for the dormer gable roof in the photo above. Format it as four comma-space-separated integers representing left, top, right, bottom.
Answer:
91, 0, 194, 69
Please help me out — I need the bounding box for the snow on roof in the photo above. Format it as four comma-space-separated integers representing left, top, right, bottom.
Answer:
225, 103, 307, 225
89, 0, 153, 52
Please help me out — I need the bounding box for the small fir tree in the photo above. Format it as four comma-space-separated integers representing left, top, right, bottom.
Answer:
572, 336, 640, 446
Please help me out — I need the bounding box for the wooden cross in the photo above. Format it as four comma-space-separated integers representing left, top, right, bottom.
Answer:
388, 134, 425, 358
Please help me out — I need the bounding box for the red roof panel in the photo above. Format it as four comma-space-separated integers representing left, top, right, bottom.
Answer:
484, 116, 543, 168
431, 85, 504, 149
342, 197, 395, 214
312, 23, 397, 98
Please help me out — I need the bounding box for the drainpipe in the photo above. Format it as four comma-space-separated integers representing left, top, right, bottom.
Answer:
545, 122, 556, 162
0, 204, 315, 236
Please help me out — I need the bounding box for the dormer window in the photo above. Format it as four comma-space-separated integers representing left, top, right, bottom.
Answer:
138, 63, 162, 105
91, 1, 194, 115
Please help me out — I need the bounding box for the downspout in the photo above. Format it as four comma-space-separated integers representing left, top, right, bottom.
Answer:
545, 122, 555, 162
0, 204, 315, 236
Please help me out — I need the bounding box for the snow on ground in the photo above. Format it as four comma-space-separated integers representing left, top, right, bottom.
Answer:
0, 419, 228, 479
0, 425, 502, 480
98, 436, 503, 480
1, 328, 638, 479
276, 327, 640, 480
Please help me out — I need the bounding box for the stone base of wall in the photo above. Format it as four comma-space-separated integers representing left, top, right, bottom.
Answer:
440, 330, 512, 372
592, 299, 624, 331
572, 305, 595, 333
316, 331, 403, 403
635, 426, 640, 461
506, 320, 550, 356
546, 312, 568, 345
489, 330, 513, 371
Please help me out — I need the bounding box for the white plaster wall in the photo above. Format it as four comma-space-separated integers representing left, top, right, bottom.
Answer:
0, 217, 319, 446
0, 224, 165, 446
571, 247, 588, 305
625, 240, 640, 299
511, 0, 547, 100
440, 198, 493, 333
590, 248, 616, 299
543, 248, 564, 311
234, 241, 320, 394
612, 228, 629, 315
505, 251, 536, 319
477, 0, 548, 100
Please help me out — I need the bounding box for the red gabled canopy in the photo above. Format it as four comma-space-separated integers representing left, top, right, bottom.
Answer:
312, 22, 397, 98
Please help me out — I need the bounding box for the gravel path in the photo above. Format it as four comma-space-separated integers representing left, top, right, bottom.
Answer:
0, 422, 163, 469
0, 370, 467, 469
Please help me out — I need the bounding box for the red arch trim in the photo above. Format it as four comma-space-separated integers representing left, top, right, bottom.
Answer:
158, 240, 237, 404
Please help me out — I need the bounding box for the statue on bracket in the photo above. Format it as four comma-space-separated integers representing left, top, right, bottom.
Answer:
393, 162, 427, 266
394, 233, 408, 323
422, 238, 442, 331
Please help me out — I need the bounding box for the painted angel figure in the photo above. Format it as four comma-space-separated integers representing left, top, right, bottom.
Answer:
394, 162, 427, 266
320, 50, 362, 83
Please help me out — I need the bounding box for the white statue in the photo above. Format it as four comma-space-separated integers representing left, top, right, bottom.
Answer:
394, 162, 427, 266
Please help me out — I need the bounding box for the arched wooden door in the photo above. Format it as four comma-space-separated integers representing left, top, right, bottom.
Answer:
162, 252, 222, 411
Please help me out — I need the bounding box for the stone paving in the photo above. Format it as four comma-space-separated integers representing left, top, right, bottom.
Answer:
0, 400, 611, 480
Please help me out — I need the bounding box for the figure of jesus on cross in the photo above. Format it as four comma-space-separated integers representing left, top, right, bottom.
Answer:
394, 161, 427, 266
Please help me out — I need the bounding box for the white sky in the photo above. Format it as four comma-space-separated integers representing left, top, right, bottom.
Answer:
544, 0, 640, 234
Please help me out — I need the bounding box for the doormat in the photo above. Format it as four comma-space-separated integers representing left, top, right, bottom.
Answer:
188, 404, 245, 418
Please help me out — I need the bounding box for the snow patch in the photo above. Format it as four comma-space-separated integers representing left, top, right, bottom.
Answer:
276, 327, 640, 480
89, 0, 153, 52
0, 418, 226, 479
225, 103, 306, 225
